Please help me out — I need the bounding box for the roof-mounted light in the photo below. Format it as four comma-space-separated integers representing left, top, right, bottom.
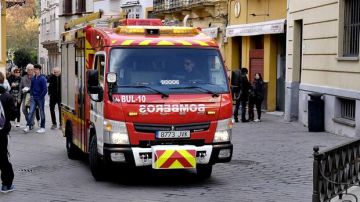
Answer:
114, 26, 200, 36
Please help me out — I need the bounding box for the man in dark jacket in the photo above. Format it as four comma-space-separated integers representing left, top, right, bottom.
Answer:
0, 72, 17, 193
47, 67, 61, 129
233, 67, 250, 122
23, 64, 47, 133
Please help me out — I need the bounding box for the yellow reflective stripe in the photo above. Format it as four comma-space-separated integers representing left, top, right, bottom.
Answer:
157, 40, 175, 46
175, 40, 192, 46
169, 160, 184, 169
193, 40, 209, 46
112, 40, 117, 44
121, 40, 135, 46
155, 150, 174, 168
139, 40, 153, 46
178, 150, 196, 167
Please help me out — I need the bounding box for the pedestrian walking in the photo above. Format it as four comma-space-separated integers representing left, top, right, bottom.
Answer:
249, 73, 265, 122
233, 67, 250, 123
23, 64, 47, 133
7, 68, 22, 127
0, 72, 17, 193
19, 64, 40, 128
47, 67, 61, 129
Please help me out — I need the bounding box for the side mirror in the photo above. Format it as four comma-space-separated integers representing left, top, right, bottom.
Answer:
87, 70, 103, 102
106, 72, 117, 84
87, 69, 99, 88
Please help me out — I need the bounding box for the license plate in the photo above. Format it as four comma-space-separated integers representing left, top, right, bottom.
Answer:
155, 131, 190, 139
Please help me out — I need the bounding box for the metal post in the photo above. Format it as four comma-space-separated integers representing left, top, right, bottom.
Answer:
313, 146, 320, 202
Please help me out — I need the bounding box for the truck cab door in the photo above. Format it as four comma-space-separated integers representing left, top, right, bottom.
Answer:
90, 52, 106, 155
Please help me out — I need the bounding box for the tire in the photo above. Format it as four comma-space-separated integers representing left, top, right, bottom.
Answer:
196, 164, 213, 179
66, 125, 78, 160
89, 135, 106, 181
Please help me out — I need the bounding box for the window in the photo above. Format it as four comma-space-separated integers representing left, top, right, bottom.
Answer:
63, 0, 72, 14
343, 0, 360, 57
136, 14, 140, 19
76, 0, 86, 13
94, 54, 105, 84
340, 98, 356, 120
109, 48, 229, 95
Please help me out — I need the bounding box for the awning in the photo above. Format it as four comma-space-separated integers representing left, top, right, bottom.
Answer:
226, 19, 286, 37
202, 27, 219, 39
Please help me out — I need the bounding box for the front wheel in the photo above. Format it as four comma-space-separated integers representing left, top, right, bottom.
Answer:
89, 135, 106, 181
196, 164, 213, 179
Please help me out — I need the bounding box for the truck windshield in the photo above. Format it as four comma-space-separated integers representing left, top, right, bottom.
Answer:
109, 48, 229, 95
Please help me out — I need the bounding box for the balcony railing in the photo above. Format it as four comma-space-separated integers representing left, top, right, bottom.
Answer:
312, 139, 360, 202
153, 0, 219, 13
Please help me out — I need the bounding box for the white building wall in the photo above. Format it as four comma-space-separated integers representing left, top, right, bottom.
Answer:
121, 0, 153, 19
94, 0, 123, 16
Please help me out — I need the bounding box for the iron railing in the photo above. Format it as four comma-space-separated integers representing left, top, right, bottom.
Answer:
313, 139, 360, 202
153, 0, 219, 14
340, 98, 356, 121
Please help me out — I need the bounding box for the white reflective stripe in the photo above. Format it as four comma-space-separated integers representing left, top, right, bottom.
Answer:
131, 145, 213, 166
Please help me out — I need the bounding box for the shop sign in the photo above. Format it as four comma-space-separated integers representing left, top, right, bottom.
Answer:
226, 19, 286, 37
202, 27, 219, 39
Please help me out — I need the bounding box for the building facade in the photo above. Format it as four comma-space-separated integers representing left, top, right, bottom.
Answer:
153, 0, 228, 54
39, 0, 94, 74
39, 0, 60, 74
225, 0, 287, 111
121, 0, 153, 19
286, 0, 360, 137
94, 0, 122, 16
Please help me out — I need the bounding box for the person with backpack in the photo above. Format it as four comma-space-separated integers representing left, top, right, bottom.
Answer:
23, 64, 47, 133
0, 72, 17, 193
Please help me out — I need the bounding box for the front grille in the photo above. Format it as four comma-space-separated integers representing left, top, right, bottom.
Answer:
134, 122, 210, 133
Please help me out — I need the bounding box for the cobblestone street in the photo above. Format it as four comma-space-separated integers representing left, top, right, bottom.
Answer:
0, 112, 351, 202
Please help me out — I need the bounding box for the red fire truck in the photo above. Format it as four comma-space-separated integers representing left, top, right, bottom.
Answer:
61, 17, 233, 180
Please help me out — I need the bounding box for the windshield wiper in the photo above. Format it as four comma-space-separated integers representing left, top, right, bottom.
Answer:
115, 85, 169, 98
170, 85, 219, 97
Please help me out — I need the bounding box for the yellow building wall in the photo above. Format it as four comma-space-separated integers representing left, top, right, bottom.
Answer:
228, 0, 287, 26
264, 35, 277, 111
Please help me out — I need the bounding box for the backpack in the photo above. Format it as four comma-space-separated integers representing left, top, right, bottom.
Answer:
0, 95, 6, 130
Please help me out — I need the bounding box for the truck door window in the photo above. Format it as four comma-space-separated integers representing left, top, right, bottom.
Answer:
94, 54, 105, 84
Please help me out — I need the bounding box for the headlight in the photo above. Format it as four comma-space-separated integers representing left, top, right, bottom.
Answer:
213, 118, 233, 143
104, 119, 129, 144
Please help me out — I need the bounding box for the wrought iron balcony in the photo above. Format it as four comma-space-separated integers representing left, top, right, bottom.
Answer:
153, 0, 221, 14
5, 0, 26, 8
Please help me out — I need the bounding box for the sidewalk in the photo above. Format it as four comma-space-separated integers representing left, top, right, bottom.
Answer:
331, 186, 360, 202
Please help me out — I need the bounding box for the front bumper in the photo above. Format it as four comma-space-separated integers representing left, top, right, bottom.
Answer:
103, 143, 233, 167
